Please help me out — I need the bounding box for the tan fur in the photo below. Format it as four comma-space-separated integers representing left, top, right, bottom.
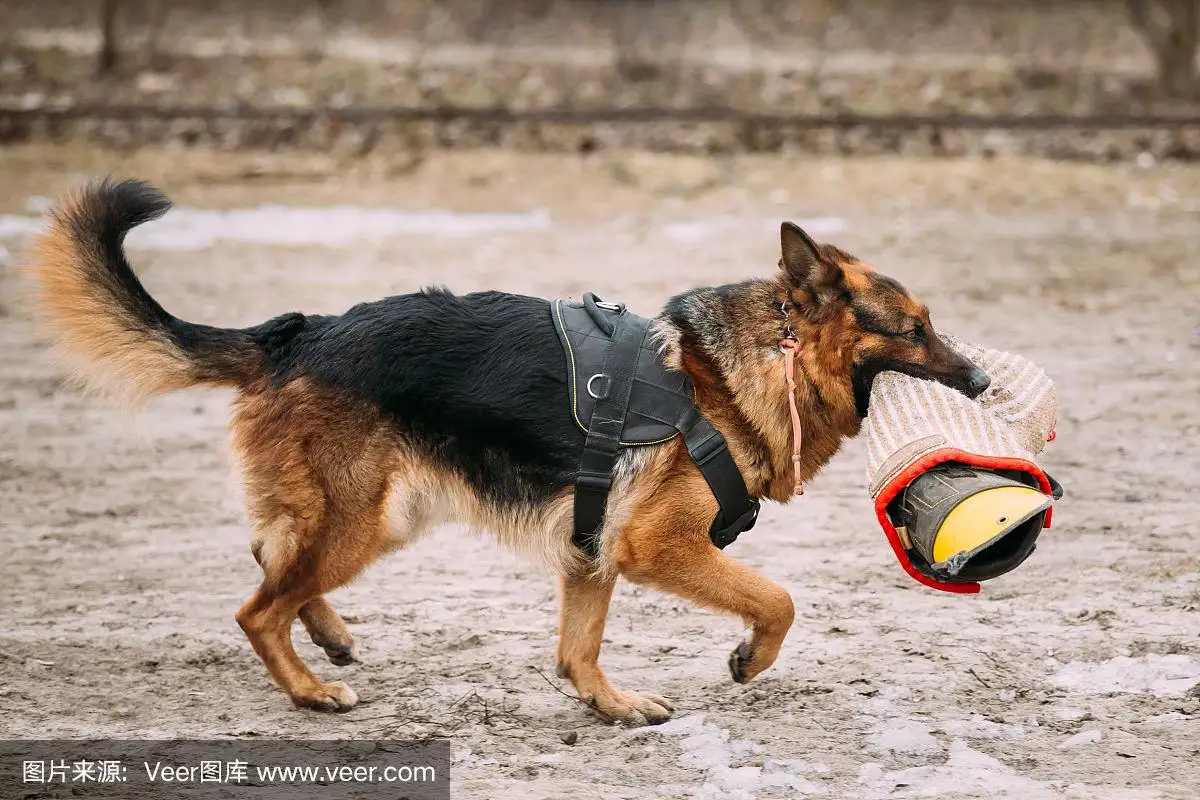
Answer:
551, 440, 795, 723
220, 360, 805, 717
23, 187, 198, 407
222, 377, 667, 711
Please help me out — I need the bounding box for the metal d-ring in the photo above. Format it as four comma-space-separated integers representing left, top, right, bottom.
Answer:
586, 374, 610, 399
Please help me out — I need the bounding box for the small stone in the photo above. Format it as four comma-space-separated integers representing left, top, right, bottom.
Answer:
560, 730, 578, 746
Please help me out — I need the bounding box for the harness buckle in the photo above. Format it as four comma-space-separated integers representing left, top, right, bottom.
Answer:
689, 430, 727, 466
576, 471, 614, 492
710, 501, 760, 549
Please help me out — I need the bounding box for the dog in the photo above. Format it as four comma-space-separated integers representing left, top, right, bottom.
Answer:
26, 179, 989, 725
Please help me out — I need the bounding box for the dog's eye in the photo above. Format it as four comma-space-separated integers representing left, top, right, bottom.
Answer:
903, 323, 925, 343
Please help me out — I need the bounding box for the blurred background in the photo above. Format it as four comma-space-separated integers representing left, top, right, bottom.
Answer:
2, 0, 1200, 159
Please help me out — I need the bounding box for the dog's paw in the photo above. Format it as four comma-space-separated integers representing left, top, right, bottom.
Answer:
588, 690, 674, 727
728, 640, 756, 684
319, 641, 362, 667
291, 681, 359, 713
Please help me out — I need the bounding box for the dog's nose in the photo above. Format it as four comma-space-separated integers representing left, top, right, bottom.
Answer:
966, 368, 991, 397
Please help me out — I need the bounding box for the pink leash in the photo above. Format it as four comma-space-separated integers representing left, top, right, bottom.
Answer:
779, 338, 805, 496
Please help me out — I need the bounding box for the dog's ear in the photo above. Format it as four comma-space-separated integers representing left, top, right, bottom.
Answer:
780, 222, 843, 299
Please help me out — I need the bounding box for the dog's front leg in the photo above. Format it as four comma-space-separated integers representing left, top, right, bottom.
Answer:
556, 571, 674, 726
616, 481, 796, 685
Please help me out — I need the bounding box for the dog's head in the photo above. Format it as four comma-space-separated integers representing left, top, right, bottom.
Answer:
778, 222, 989, 416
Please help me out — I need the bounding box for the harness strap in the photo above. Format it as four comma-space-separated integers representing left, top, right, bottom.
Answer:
679, 407, 760, 549
572, 311, 649, 555
566, 296, 777, 556
780, 338, 805, 496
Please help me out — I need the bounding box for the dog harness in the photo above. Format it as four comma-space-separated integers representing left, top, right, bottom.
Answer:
551, 293, 761, 556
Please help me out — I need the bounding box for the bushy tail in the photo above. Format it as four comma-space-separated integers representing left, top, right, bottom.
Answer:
26, 178, 265, 406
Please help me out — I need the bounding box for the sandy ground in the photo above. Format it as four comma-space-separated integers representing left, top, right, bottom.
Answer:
1, 146, 1198, 799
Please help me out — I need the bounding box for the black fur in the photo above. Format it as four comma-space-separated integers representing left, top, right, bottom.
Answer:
661, 281, 778, 478
852, 361, 885, 418
850, 303, 901, 338
260, 288, 584, 510
64, 179, 585, 512
74, 178, 264, 381
852, 356, 986, 418
69, 178, 174, 333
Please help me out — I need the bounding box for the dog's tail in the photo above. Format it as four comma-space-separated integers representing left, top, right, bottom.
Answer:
26, 178, 272, 406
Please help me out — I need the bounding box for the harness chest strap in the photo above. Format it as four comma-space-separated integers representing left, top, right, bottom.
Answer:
572, 310, 646, 547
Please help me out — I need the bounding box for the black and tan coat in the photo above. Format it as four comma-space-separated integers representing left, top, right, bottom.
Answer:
26, 179, 987, 725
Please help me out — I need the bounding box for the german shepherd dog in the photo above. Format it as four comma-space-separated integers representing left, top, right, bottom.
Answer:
27, 179, 989, 725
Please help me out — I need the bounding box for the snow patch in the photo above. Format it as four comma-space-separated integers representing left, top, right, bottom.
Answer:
858, 740, 1054, 799
0, 215, 43, 239
626, 714, 827, 798
451, 746, 497, 768
0, 205, 553, 249
663, 216, 847, 243
1049, 655, 1200, 697
1054, 707, 1091, 722
1059, 729, 1103, 748
870, 719, 940, 755
861, 687, 947, 757
526, 752, 566, 765
938, 714, 1026, 741
24, 195, 52, 214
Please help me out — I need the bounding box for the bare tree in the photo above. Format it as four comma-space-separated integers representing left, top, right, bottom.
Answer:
98, 0, 120, 75
142, 1, 173, 71
1127, 0, 1199, 99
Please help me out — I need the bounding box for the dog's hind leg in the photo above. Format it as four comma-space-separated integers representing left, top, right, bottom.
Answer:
556, 571, 674, 726
299, 599, 360, 666
232, 384, 403, 711
250, 538, 360, 667
295, 487, 432, 666
237, 504, 390, 712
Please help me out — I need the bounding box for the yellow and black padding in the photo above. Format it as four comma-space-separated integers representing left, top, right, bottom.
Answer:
888, 464, 1054, 583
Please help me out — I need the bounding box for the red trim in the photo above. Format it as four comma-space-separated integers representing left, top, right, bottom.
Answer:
873, 449, 1054, 595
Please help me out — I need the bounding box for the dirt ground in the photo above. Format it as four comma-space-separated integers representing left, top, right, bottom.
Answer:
1, 146, 1198, 799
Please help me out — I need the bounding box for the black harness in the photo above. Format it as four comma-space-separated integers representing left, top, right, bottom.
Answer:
551, 293, 760, 556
